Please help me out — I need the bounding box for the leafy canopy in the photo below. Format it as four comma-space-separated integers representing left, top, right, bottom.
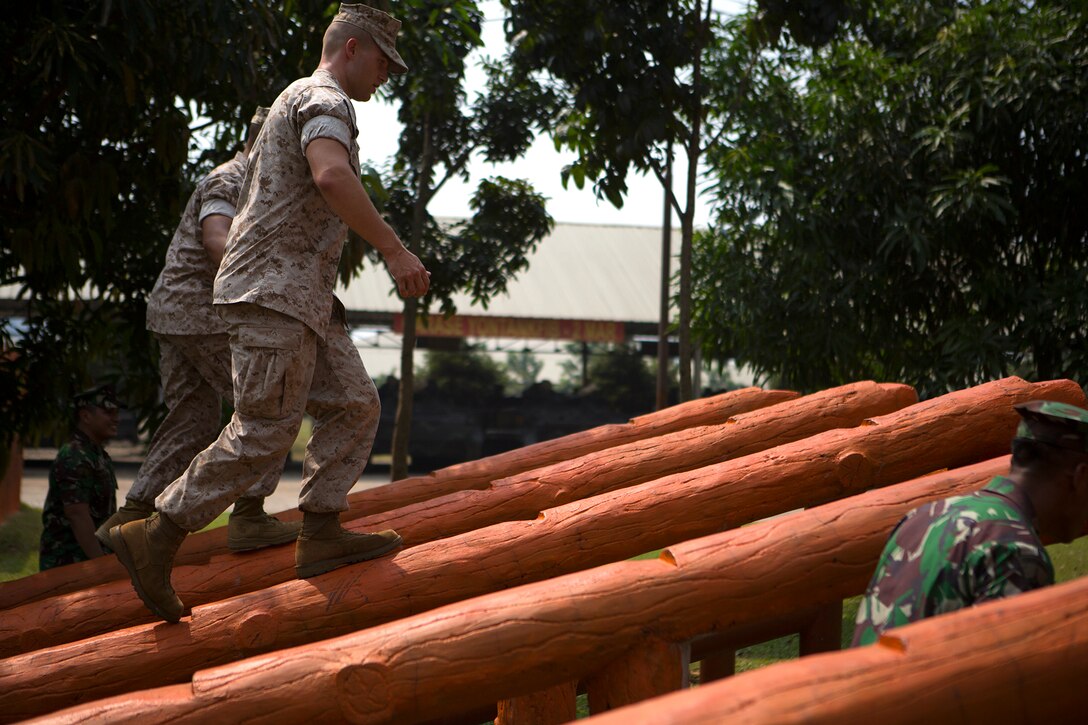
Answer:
694, 0, 1088, 396
0, 1, 337, 443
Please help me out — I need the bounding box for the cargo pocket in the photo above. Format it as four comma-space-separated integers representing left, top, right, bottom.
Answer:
232, 325, 304, 420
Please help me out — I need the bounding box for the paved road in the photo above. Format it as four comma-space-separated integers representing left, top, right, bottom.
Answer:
20, 447, 393, 516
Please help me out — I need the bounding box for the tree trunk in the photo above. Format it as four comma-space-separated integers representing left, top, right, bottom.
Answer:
678, 0, 709, 402
391, 114, 436, 481
656, 148, 673, 410
390, 298, 417, 481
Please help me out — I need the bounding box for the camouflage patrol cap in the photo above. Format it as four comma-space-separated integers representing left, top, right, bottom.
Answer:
73, 384, 122, 411
332, 3, 408, 75
1013, 400, 1088, 454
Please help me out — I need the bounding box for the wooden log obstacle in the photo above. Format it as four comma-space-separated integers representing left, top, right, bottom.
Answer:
1, 376, 1080, 722
26, 455, 1023, 723
0, 386, 795, 610
0, 382, 907, 656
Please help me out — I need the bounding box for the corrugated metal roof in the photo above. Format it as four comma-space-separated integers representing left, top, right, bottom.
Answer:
337, 220, 679, 324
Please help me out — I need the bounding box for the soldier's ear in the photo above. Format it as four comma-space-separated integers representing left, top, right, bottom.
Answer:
1070, 460, 1088, 505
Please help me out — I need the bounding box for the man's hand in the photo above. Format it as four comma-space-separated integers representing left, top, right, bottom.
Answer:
64, 502, 106, 559
384, 247, 430, 298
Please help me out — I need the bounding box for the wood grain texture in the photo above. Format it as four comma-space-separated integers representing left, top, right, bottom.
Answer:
25, 455, 1017, 724
579, 575, 1088, 725
0, 387, 794, 610
0, 383, 900, 655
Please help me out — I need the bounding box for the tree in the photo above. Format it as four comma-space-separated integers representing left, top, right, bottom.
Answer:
374, 0, 554, 480
504, 349, 544, 395
0, 1, 336, 445
419, 343, 509, 403
556, 343, 655, 415
500, 0, 729, 403
693, 0, 1088, 396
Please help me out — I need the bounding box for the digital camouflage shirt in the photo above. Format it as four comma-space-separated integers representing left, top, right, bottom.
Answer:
145, 152, 248, 336
213, 68, 359, 339
39, 430, 118, 570
852, 476, 1053, 646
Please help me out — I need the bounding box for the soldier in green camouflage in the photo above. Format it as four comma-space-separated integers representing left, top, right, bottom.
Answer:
38, 385, 120, 571
853, 399, 1088, 646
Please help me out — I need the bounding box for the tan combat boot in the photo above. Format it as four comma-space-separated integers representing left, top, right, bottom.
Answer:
95, 498, 156, 550
228, 496, 303, 552
109, 512, 188, 623
294, 511, 402, 579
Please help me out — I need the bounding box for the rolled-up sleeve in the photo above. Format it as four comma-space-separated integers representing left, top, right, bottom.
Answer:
301, 115, 353, 156
198, 198, 237, 222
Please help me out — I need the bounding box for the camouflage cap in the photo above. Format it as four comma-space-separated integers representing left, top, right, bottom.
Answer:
332, 3, 408, 75
73, 384, 122, 411
251, 106, 271, 126
1013, 400, 1088, 454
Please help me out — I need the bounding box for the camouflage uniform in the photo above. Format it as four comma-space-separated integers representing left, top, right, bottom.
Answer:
156, 68, 380, 532
852, 400, 1088, 646
39, 430, 118, 570
851, 476, 1053, 646
138, 152, 278, 506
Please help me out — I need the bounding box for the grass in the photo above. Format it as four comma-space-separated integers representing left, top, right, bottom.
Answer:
0, 505, 43, 582
0, 504, 231, 583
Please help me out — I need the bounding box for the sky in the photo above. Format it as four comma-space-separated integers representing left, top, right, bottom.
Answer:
350, 0, 748, 229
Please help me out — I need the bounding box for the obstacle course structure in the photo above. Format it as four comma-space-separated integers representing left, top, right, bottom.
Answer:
1, 376, 1084, 723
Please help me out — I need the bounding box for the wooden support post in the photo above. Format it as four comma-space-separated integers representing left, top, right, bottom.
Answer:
799, 600, 843, 656
697, 650, 735, 682
495, 680, 577, 725
585, 638, 689, 714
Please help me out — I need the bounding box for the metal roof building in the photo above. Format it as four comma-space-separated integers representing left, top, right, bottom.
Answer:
339, 220, 677, 342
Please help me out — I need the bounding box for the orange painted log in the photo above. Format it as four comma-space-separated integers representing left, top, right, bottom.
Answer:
579, 577, 1088, 725
1, 375, 1076, 715
0, 382, 907, 654
0, 386, 794, 610
383, 385, 799, 502
22, 454, 1022, 724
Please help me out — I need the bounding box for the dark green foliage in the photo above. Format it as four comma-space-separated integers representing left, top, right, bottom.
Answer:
0, 1, 337, 444
695, 0, 1088, 396
559, 343, 655, 415
500, 0, 698, 207
419, 343, 508, 403
588, 344, 656, 414
751, 0, 863, 47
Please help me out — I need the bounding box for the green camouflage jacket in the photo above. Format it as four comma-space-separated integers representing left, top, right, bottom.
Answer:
38, 430, 118, 571
852, 476, 1053, 646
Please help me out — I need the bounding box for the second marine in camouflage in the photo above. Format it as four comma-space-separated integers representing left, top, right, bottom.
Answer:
853, 400, 1088, 645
